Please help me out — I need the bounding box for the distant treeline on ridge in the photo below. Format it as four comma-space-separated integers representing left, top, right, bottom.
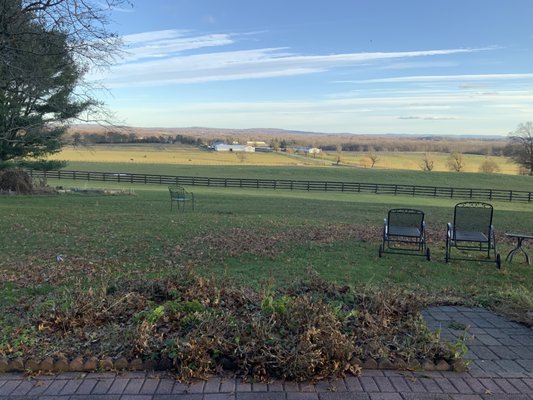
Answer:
67, 128, 512, 156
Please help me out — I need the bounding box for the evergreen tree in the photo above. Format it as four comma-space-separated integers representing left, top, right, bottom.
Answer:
0, 0, 129, 164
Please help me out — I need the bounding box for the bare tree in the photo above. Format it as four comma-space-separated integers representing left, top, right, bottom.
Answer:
419, 152, 435, 171
367, 151, 379, 168
508, 122, 533, 175
4, 0, 131, 67
479, 158, 500, 173
446, 152, 466, 172
335, 144, 342, 165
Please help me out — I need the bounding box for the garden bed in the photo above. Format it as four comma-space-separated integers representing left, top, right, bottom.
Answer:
0, 268, 462, 381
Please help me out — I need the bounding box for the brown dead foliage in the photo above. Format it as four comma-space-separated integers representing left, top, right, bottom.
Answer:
4, 268, 454, 381
0, 258, 102, 288
180, 224, 379, 261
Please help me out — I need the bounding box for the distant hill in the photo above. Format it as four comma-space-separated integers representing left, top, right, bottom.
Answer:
68, 124, 505, 141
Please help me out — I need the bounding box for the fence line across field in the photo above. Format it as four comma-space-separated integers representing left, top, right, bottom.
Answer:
28, 169, 533, 203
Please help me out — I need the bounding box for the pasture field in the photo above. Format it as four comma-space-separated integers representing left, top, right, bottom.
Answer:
324, 151, 518, 174
50, 144, 320, 166
50, 144, 521, 174
46, 145, 533, 191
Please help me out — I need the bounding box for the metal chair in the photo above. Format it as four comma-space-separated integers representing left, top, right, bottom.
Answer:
168, 185, 195, 211
445, 202, 500, 268
379, 208, 430, 260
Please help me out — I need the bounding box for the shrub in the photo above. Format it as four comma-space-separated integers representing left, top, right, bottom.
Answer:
479, 159, 500, 173
0, 169, 33, 193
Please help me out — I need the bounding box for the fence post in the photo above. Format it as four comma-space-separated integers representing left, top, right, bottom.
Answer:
510, 190, 513, 202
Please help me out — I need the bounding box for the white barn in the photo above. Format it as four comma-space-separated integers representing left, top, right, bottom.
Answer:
214, 144, 255, 152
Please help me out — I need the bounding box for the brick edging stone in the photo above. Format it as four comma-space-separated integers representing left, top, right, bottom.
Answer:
0, 356, 465, 374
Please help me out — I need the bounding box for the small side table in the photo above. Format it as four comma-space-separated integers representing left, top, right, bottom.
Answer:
505, 233, 533, 265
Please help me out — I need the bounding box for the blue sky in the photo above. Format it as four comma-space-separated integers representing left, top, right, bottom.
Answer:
92, 0, 533, 135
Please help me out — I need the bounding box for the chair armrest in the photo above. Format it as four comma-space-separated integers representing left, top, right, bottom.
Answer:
447, 223, 453, 237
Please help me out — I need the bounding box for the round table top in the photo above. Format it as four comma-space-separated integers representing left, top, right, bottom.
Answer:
505, 233, 533, 239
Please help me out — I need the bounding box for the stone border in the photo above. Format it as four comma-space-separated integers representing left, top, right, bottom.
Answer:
0, 356, 465, 374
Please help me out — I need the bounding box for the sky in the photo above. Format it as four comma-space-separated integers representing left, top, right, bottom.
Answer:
91, 0, 533, 135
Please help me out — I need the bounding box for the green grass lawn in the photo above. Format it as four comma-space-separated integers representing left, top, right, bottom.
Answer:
2, 183, 532, 307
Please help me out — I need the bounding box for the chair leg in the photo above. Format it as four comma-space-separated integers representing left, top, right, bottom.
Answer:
445, 235, 450, 262
492, 231, 497, 259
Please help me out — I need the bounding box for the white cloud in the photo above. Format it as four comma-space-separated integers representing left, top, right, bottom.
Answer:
110, 89, 533, 133
120, 30, 236, 62
397, 116, 456, 120
96, 42, 483, 87
378, 61, 459, 70
359, 73, 533, 83
122, 30, 190, 44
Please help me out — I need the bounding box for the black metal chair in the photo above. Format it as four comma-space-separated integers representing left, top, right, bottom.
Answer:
168, 185, 195, 211
379, 208, 430, 260
445, 202, 500, 268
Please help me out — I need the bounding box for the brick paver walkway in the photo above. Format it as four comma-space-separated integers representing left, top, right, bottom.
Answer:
1, 306, 532, 400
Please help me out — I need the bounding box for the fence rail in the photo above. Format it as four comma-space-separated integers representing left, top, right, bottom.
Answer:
28, 169, 533, 203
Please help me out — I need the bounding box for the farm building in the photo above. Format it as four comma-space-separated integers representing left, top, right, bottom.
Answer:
214, 144, 255, 152
247, 141, 268, 147
255, 146, 273, 152
294, 146, 322, 155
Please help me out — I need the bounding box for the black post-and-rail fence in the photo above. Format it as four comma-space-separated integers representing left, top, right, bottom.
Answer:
28, 169, 533, 203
